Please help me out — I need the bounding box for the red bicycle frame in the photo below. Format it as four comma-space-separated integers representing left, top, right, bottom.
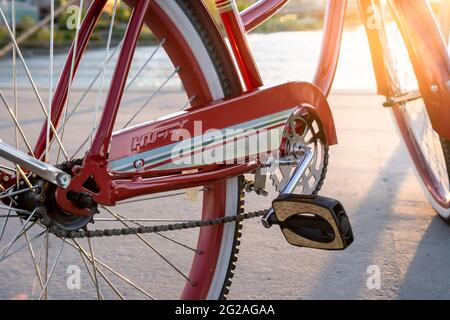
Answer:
30, 0, 448, 215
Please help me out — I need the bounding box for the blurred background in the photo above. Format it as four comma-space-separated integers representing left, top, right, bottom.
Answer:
0, 0, 446, 92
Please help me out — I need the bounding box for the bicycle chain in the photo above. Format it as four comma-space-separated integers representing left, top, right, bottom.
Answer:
47, 208, 268, 239
31, 159, 268, 239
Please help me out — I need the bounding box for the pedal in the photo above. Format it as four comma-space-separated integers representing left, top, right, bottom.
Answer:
272, 194, 353, 250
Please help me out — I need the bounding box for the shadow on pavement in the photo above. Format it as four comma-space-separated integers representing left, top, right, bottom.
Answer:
306, 145, 410, 299
397, 216, 450, 299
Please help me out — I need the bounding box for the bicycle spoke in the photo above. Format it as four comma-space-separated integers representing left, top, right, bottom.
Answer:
0, 210, 36, 260
124, 38, 166, 92
0, 164, 16, 173
102, 207, 195, 286
0, 89, 35, 156
69, 239, 154, 299
152, 232, 200, 254
32, 232, 47, 296
0, 186, 38, 201
0, 208, 12, 246
59, 43, 122, 130
16, 165, 37, 192
91, 0, 118, 146
122, 67, 181, 128
104, 208, 200, 254
11, 0, 18, 153
87, 237, 102, 300
47, 0, 55, 162
14, 226, 44, 292
38, 238, 66, 300
0, 220, 37, 261
57, 0, 83, 164
0, 7, 68, 160
59, 39, 165, 148
0, 204, 31, 214
39, 41, 124, 162
0, 230, 45, 263
74, 241, 124, 300
70, 63, 180, 158
117, 191, 186, 204
77, 250, 106, 300
43, 231, 49, 300
179, 95, 197, 111
0, 205, 31, 215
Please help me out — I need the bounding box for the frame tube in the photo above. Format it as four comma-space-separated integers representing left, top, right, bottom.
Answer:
216, 0, 263, 90
240, 0, 289, 32
313, 0, 348, 97
90, 0, 151, 159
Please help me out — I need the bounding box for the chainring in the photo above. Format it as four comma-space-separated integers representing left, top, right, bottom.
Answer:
269, 109, 329, 195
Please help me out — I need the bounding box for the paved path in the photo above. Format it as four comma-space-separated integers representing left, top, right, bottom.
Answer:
0, 90, 449, 300
230, 91, 450, 300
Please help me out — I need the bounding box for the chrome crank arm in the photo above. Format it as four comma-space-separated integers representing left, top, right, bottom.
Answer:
262, 147, 314, 228
0, 139, 71, 188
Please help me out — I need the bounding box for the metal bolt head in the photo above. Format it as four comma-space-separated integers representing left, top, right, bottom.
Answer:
41, 216, 51, 226
134, 159, 145, 169
291, 142, 307, 158
447, 80, 450, 88
56, 173, 71, 188
431, 85, 438, 92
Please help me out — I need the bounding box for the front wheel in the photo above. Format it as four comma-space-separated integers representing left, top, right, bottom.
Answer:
376, 0, 450, 220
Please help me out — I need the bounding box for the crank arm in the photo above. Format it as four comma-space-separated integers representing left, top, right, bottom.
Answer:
262, 147, 314, 228
0, 139, 71, 188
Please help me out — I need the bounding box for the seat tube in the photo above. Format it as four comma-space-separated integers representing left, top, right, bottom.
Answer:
215, 0, 263, 90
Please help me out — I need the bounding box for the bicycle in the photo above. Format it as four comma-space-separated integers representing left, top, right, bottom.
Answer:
0, 0, 448, 300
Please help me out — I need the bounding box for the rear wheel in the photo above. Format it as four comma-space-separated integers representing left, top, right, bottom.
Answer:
0, 0, 244, 299
376, 0, 450, 220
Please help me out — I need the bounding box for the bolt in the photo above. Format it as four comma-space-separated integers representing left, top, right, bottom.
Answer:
431, 85, 438, 92
41, 216, 51, 226
134, 159, 145, 169
447, 80, 450, 88
291, 142, 307, 158
78, 194, 94, 208
2, 176, 9, 182
56, 173, 71, 188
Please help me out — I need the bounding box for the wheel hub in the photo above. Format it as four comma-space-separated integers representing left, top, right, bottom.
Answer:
14, 160, 98, 232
